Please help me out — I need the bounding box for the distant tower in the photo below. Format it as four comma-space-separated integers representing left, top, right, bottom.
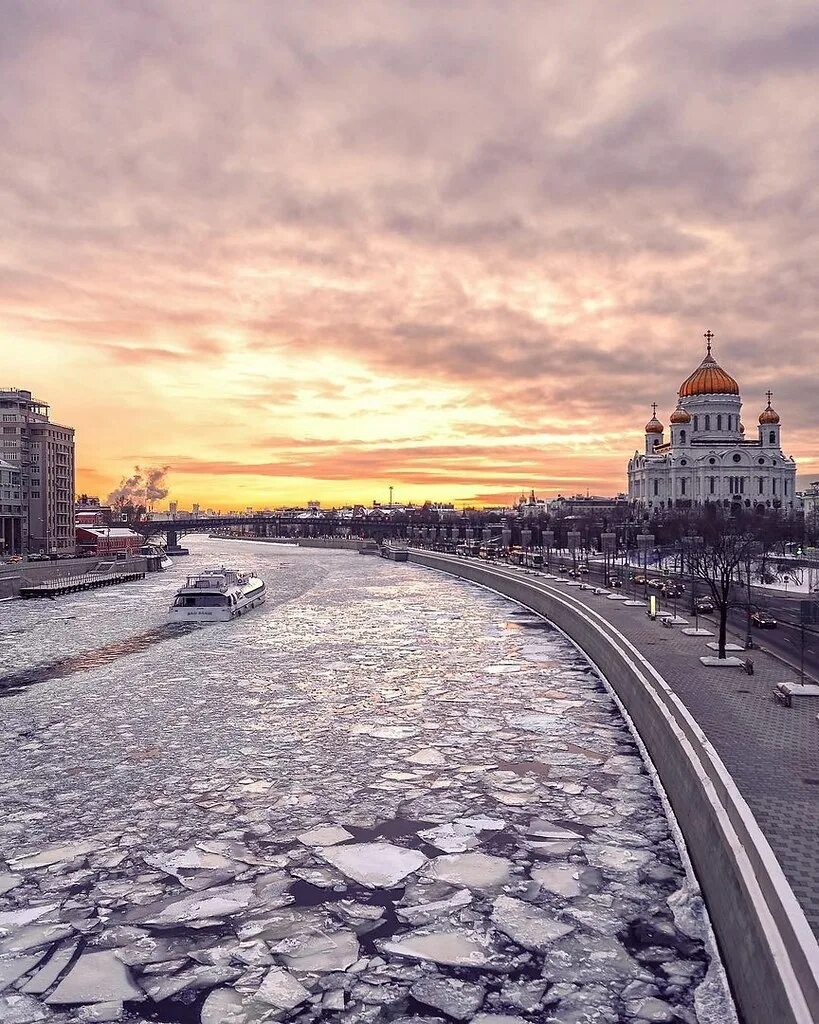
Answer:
644, 403, 664, 455
758, 390, 781, 448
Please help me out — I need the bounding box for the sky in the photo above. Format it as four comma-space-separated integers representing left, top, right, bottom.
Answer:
2, 1, 818, 510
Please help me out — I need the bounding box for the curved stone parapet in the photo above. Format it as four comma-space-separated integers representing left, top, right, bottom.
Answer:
408, 550, 819, 1024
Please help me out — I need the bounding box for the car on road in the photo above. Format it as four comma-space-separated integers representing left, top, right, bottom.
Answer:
648, 578, 665, 589
609, 578, 623, 588
751, 610, 778, 629
662, 583, 685, 598
694, 596, 715, 614
631, 573, 647, 585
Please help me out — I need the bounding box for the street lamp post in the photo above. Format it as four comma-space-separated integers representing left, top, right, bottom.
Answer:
637, 532, 654, 603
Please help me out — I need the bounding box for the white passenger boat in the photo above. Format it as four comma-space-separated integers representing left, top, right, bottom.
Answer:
167, 568, 266, 622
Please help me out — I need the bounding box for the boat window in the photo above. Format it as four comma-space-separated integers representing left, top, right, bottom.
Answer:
174, 594, 230, 607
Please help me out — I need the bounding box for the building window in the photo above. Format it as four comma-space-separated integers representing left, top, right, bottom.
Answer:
733, 453, 741, 463
653, 480, 659, 496
694, 416, 699, 431
680, 430, 686, 443
773, 479, 777, 495
758, 478, 764, 494
709, 477, 715, 494
727, 415, 732, 430
769, 431, 776, 444
717, 414, 722, 430
681, 478, 687, 495
705, 415, 711, 430
785, 479, 788, 495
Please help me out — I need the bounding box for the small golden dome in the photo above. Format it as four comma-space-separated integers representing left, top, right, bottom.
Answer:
670, 405, 691, 424
645, 416, 664, 434
679, 333, 739, 397
759, 405, 780, 425
739, 422, 746, 434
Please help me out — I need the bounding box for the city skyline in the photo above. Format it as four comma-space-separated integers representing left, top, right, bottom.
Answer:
3, 2, 819, 507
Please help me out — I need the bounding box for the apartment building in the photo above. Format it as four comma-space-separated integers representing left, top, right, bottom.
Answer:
0, 388, 75, 555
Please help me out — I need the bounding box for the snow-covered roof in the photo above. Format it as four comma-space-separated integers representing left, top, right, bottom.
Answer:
76, 527, 141, 539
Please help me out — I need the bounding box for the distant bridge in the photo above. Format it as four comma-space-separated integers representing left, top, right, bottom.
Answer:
148, 515, 520, 552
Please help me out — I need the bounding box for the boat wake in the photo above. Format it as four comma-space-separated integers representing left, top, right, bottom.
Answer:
0, 624, 197, 696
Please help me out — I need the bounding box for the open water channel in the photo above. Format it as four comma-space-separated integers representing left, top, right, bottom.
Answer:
0, 538, 737, 1024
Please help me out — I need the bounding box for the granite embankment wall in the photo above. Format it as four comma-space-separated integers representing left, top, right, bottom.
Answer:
408, 550, 819, 1024
0, 556, 149, 600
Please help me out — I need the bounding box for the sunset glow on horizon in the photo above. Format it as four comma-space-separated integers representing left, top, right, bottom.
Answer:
3, 2, 818, 509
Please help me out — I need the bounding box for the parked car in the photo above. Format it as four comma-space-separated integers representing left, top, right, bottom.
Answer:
631, 573, 647, 585
609, 578, 623, 589
694, 596, 715, 614
577, 565, 590, 575
751, 610, 778, 629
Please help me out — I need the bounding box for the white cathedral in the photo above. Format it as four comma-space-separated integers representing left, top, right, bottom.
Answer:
628, 332, 797, 512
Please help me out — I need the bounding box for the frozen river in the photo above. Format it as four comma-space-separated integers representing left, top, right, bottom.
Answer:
0, 539, 735, 1024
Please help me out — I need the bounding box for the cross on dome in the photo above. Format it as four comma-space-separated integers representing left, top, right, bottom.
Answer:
766, 389, 774, 406
703, 329, 714, 354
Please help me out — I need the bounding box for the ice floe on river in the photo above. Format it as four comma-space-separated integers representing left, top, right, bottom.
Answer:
0, 540, 737, 1023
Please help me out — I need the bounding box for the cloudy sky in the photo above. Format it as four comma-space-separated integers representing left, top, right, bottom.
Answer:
3, 1, 818, 509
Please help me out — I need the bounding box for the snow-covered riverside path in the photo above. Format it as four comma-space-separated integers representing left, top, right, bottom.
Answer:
0, 539, 735, 1024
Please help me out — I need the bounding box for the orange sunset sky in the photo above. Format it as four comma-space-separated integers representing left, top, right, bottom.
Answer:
3, 2, 818, 509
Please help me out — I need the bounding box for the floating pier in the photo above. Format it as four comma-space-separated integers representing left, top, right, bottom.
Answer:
19, 569, 145, 599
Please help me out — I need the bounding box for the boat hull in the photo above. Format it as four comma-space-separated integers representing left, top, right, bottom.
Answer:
167, 589, 266, 623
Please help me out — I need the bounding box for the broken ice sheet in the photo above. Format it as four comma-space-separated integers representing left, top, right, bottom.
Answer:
531, 864, 583, 898
491, 895, 574, 950
9, 840, 108, 870
380, 928, 497, 968
45, 950, 143, 1004
406, 748, 447, 766
418, 822, 481, 853
272, 928, 359, 971
255, 966, 310, 1009
318, 842, 426, 888
425, 852, 512, 889
126, 883, 255, 926
297, 824, 354, 847
0, 874, 23, 897
410, 975, 485, 1020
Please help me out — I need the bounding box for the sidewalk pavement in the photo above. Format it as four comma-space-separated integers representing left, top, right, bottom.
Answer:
534, 573, 819, 938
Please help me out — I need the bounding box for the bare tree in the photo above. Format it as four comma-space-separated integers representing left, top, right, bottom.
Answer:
683, 506, 784, 660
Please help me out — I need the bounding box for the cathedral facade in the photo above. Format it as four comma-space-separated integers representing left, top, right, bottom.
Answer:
628, 333, 797, 512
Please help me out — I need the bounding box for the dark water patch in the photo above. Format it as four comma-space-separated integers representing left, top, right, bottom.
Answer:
348, 818, 435, 842
0, 625, 198, 695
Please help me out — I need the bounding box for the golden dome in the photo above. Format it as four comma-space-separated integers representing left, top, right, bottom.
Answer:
759, 392, 780, 424
670, 405, 691, 424
679, 333, 739, 397
645, 416, 664, 434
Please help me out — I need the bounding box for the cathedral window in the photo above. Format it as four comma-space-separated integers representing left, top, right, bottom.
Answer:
694, 416, 699, 430
717, 414, 722, 429
732, 453, 741, 463
785, 480, 788, 495
709, 477, 715, 494
769, 431, 776, 444
681, 478, 687, 495
773, 479, 777, 495
758, 477, 764, 494
680, 430, 686, 443
653, 480, 658, 496
705, 415, 711, 430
